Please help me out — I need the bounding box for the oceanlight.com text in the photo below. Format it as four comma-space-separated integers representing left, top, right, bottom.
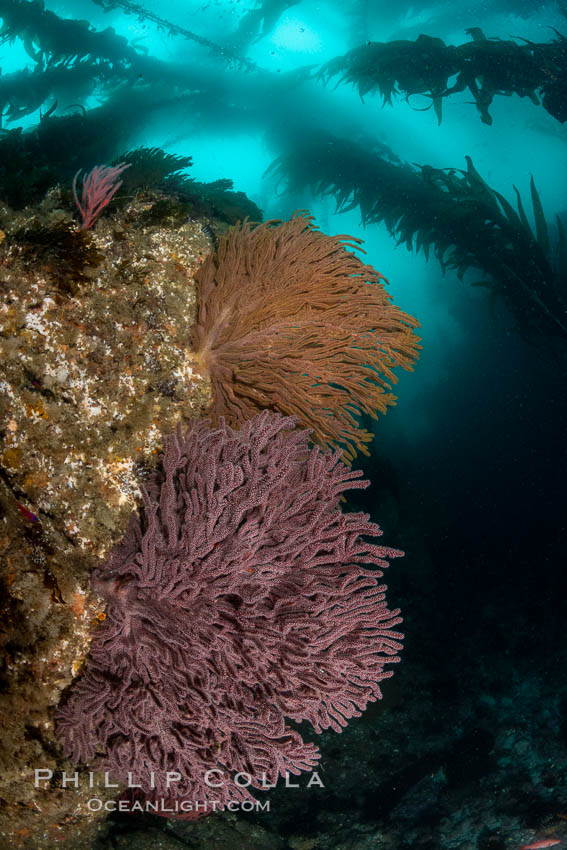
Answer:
86, 797, 271, 815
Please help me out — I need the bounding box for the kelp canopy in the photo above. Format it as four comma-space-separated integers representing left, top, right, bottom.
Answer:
317, 28, 567, 125
267, 134, 567, 346
0, 0, 261, 131
0, 0, 255, 71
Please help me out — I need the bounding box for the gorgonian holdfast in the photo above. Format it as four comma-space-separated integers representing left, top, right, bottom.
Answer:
56, 411, 404, 817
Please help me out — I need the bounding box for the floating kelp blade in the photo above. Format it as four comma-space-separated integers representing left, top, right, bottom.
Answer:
317, 29, 567, 124
266, 135, 567, 345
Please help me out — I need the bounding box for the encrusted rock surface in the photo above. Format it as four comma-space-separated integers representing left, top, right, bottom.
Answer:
0, 187, 212, 848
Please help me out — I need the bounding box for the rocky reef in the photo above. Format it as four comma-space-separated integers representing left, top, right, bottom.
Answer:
0, 185, 213, 847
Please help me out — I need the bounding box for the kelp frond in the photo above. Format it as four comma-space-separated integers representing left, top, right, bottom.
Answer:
266, 135, 567, 344
317, 29, 567, 124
